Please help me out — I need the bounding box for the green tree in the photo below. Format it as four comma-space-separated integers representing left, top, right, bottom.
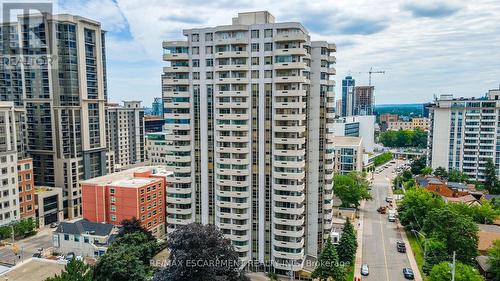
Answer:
403, 178, 417, 190
93, 231, 158, 281
312, 238, 346, 281
420, 166, 433, 176
448, 201, 500, 224
153, 223, 246, 281
45, 258, 93, 281
433, 166, 448, 179
13, 218, 36, 238
485, 159, 500, 194
448, 169, 469, 183
333, 172, 372, 208
336, 218, 357, 264
397, 188, 445, 230
373, 152, 393, 167
422, 238, 449, 274
410, 157, 426, 175
412, 128, 428, 148
488, 240, 500, 281
422, 206, 479, 265
428, 261, 484, 281
118, 217, 155, 242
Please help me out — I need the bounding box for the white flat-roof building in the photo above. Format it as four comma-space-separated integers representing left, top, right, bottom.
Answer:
331, 136, 364, 174
162, 11, 336, 273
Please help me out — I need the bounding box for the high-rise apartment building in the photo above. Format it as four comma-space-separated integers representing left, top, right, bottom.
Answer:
106, 101, 145, 170
428, 89, 500, 181
0, 102, 20, 226
353, 86, 374, 115
341, 76, 355, 116
162, 11, 336, 274
146, 132, 169, 165
151, 97, 164, 117
1, 14, 109, 219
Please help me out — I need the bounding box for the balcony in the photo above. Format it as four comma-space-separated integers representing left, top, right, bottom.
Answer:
273, 183, 305, 192
274, 160, 306, 169
163, 53, 189, 61
273, 149, 306, 157
163, 78, 190, 85
216, 64, 249, 71
166, 176, 191, 184
273, 62, 307, 70
216, 179, 249, 187
216, 146, 250, 154
163, 66, 189, 73
272, 227, 305, 238
163, 90, 190, 97
218, 222, 250, 231
274, 33, 308, 42
273, 238, 304, 249
164, 113, 190, 120
215, 135, 249, 142
327, 67, 336, 75
274, 217, 305, 227
164, 123, 190, 130
217, 168, 250, 176
216, 77, 249, 84
215, 90, 249, 97
274, 126, 306, 133
217, 157, 250, 165
272, 205, 305, 215
275, 90, 306, 97
166, 207, 192, 215
274, 76, 308, 84
214, 37, 249, 45
273, 137, 306, 145
165, 134, 190, 141
274, 194, 305, 204
215, 102, 250, 109
274, 114, 306, 121
274, 48, 308, 56
214, 51, 249, 58
164, 102, 190, 109
216, 113, 250, 120
168, 166, 191, 173
218, 211, 251, 220
273, 171, 305, 180
274, 101, 306, 108
166, 196, 192, 204
215, 124, 249, 131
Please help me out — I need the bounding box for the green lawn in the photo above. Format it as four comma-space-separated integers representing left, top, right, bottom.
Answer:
405, 229, 424, 277
347, 266, 354, 281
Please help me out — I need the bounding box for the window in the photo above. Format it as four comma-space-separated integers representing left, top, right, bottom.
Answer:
264, 42, 273, 51
192, 33, 199, 42
251, 70, 259, 79
111, 205, 116, 212
251, 30, 259, 38
206, 72, 213, 79
74, 235, 80, 242
64, 234, 70, 241
84, 236, 90, 243
264, 56, 272, 65
192, 47, 199, 55
192, 59, 200, 67
193, 72, 200, 80
206, 59, 213, 67
110, 197, 116, 203
251, 57, 259, 65
205, 46, 213, 54
264, 29, 273, 37
109, 188, 115, 194
205, 33, 213, 41
251, 43, 259, 52
264, 70, 272, 78
111, 214, 116, 221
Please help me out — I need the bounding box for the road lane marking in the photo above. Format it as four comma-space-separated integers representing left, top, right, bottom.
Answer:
379, 202, 391, 281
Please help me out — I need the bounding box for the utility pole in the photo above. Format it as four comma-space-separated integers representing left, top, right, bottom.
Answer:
451, 251, 456, 281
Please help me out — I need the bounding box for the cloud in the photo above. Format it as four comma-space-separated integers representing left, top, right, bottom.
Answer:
159, 14, 204, 25
402, 0, 463, 18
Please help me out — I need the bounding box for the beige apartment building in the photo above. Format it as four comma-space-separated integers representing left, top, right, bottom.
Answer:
162, 11, 336, 275
387, 117, 430, 131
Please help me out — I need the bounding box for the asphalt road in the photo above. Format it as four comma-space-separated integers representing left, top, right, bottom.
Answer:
361, 160, 413, 281
0, 228, 54, 265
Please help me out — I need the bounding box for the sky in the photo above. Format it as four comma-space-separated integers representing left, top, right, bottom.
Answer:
50, 0, 500, 105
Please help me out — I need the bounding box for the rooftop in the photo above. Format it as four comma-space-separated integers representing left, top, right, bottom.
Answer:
80, 165, 172, 188
0, 259, 65, 281
55, 218, 115, 236
332, 136, 362, 146
477, 224, 500, 252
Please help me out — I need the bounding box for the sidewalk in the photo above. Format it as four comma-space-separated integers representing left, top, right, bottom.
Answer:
353, 199, 365, 280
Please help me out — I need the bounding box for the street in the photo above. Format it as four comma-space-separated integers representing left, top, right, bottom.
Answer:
0, 228, 54, 265
360, 160, 416, 281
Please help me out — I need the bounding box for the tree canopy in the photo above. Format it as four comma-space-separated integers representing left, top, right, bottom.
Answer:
45, 259, 93, 281
422, 206, 479, 265
336, 218, 357, 264
485, 159, 500, 194
410, 157, 427, 175
488, 240, 500, 281
428, 261, 484, 281
333, 172, 372, 208
397, 188, 445, 230
312, 238, 346, 281
153, 223, 246, 281
379, 128, 428, 148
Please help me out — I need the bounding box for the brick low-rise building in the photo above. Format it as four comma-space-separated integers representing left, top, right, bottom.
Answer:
18, 158, 35, 219
81, 166, 172, 238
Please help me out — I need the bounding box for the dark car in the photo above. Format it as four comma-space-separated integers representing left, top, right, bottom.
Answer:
403, 268, 414, 279
397, 241, 406, 253
65, 252, 75, 261
32, 253, 42, 258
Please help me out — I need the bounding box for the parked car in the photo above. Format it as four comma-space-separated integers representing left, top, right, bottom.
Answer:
388, 214, 396, 222
397, 241, 406, 253
65, 252, 75, 261
385, 196, 393, 203
361, 264, 369, 276
32, 253, 42, 258
50, 222, 58, 228
403, 268, 414, 279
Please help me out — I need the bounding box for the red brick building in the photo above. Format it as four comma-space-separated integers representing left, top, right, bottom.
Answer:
18, 158, 35, 219
81, 166, 172, 238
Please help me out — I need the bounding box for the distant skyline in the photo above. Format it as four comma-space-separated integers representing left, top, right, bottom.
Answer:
44, 0, 500, 105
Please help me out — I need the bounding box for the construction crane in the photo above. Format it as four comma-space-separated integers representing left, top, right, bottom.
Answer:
359, 67, 385, 86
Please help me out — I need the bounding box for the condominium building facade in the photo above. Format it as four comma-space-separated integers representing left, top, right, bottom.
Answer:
331, 136, 363, 175
106, 101, 146, 170
162, 11, 336, 274
146, 132, 168, 165
428, 89, 500, 181
0, 102, 20, 225
341, 76, 355, 117
353, 86, 374, 115
18, 158, 35, 219
1, 14, 109, 219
